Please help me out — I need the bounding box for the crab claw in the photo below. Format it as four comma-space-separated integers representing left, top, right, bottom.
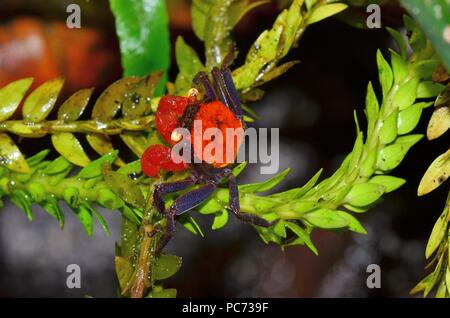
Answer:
156, 95, 190, 145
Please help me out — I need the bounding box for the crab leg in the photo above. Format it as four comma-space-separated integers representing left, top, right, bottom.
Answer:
193, 71, 216, 101
227, 173, 274, 227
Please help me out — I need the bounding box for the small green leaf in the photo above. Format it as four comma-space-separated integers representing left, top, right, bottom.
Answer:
10, 190, 33, 221
377, 134, 423, 171
285, 222, 318, 255
335, 211, 367, 234
365, 82, 379, 137
390, 52, 408, 83
393, 77, 419, 110
304, 208, 349, 229
78, 151, 119, 179
212, 210, 229, 230
0, 133, 30, 173
58, 88, 93, 122
92, 209, 111, 237
239, 168, 290, 193
43, 156, 72, 175
26, 149, 51, 167
397, 103, 423, 135
416, 81, 445, 99
51, 133, 91, 167
71, 202, 95, 237
154, 254, 182, 280
115, 256, 133, 292
40, 197, 65, 228
386, 27, 407, 59
63, 187, 80, 207
418, 148, 450, 196
179, 214, 204, 237
307, 3, 348, 25
98, 188, 124, 210
0, 78, 33, 122
379, 111, 398, 144
147, 288, 177, 298
345, 183, 385, 207
22, 78, 64, 122
369, 175, 406, 193
175, 36, 204, 89
427, 105, 450, 140
377, 50, 394, 98
103, 169, 145, 209
87, 134, 125, 167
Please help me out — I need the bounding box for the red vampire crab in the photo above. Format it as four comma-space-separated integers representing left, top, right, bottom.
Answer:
141, 59, 275, 251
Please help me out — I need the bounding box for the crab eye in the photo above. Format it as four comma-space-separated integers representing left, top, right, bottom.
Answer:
171, 130, 183, 142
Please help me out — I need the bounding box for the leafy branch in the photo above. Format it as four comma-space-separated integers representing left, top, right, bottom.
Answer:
411, 84, 450, 298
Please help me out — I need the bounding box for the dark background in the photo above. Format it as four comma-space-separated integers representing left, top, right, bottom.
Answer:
0, 0, 447, 297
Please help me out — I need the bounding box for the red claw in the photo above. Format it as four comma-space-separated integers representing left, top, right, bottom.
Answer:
141, 144, 187, 177
156, 95, 190, 145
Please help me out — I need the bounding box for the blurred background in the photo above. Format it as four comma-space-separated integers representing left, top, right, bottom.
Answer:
0, 0, 448, 297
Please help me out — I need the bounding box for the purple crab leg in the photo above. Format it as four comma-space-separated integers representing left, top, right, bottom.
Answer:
220, 67, 243, 119
212, 67, 243, 120
153, 177, 197, 215
227, 173, 275, 227
170, 183, 216, 216
193, 71, 216, 101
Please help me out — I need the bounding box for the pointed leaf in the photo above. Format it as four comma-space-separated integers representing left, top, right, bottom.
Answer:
51, 132, 91, 167
103, 169, 145, 209
58, 88, 93, 122
22, 78, 64, 122
418, 148, 450, 196
0, 133, 30, 173
0, 78, 33, 121
154, 254, 182, 280
308, 3, 348, 25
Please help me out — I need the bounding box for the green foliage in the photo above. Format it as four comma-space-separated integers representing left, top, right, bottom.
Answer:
109, 0, 170, 95
413, 84, 450, 298
0, 74, 162, 172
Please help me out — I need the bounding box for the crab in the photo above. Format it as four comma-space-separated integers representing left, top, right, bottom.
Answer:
141, 58, 274, 252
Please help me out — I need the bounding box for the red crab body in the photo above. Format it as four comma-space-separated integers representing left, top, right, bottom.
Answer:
140, 59, 273, 254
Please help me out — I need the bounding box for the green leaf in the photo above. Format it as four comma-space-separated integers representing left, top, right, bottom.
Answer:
285, 222, 318, 255
154, 254, 182, 280
304, 208, 349, 229
109, 0, 170, 94
379, 111, 398, 144
228, 0, 269, 29
368, 175, 406, 193
416, 81, 445, 99
92, 209, 111, 237
51, 133, 91, 167
179, 214, 204, 237
418, 148, 450, 196
0, 133, 30, 173
71, 202, 95, 237
147, 288, 177, 298
386, 27, 407, 59
10, 190, 33, 221
78, 151, 119, 179
335, 211, 367, 234
377, 50, 394, 99
345, 183, 385, 207
26, 149, 51, 167
393, 77, 419, 110
365, 82, 379, 137
175, 36, 204, 90
43, 156, 72, 175
115, 256, 133, 292
390, 52, 408, 83
57, 88, 93, 122
239, 168, 290, 193
377, 134, 423, 171
103, 169, 145, 209
271, 169, 323, 200
22, 78, 64, 122
212, 210, 229, 230
397, 103, 423, 135
40, 197, 65, 228
0, 78, 33, 122
307, 3, 348, 25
